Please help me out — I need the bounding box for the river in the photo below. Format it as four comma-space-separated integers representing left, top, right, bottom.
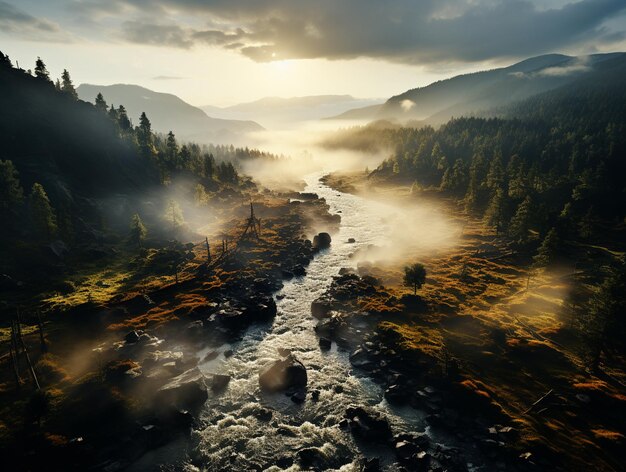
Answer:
188, 172, 425, 471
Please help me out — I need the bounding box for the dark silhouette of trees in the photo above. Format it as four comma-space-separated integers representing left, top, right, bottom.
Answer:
60, 69, 78, 100
95, 93, 108, 112
403, 263, 427, 295
29, 183, 57, 240
0, 159, 24, 212
34, 57, 51, 83
577, 263, 626, 372
129, 213, 147, 248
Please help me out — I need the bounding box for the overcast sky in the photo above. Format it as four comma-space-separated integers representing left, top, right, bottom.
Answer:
2, 0, 625, 106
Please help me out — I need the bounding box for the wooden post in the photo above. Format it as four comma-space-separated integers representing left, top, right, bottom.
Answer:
16, 312, 40, 390
205, 237, 211, 262
9, 321, 21, 388
37, 310, 47, 353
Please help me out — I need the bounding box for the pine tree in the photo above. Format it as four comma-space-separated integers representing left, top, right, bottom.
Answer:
54, 79, 61, 92
164, 200, 184, 230
203, 153, 215, 179
60, 69, 78, 100
179, 145, 191, 169
577, 263, 626, 372
194, 184, 209, 206
137, 112, 153, 157
95, 93, 108, 112
117, 105, 131, 131
108, 104, 118, 121
30, 183, 57, 240
129, 213, 147, 248
483, 187, 507, 234
166, 131, 178, 169
0, 160, 24, 212
34, 57, 51, 83
508, 196, 533, 243
532, 227, 560, 268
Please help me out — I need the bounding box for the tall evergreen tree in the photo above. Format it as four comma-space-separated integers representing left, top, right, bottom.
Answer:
30, 183, 57, 240
508, 196, 533, 243
129, 213, 147, 248
34, 57, 51, 83
60, 69, 78, 100
532, 227, 560, 268
577, 263, 626, 371
0, 160, 24, 212
117, 105, 131, 131
95, 93, 108, 112
483, 187, 508, 234
164, 200, 184, 230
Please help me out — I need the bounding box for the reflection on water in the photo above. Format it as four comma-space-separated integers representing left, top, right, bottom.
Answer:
190, 173, 428, 471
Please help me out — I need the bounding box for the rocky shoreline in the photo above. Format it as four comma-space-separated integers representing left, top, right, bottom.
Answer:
310, 272, 542, 471
3, 191, 340, 471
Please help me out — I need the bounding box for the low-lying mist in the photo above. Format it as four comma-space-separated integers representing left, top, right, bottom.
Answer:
240, 120, 389, 191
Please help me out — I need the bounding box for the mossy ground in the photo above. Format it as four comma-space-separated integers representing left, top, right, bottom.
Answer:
325, 170, 626, 471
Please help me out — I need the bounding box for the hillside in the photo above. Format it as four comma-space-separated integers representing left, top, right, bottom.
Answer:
331, 53, 626, 124
1, 63, 159, 201
77, 84, 264, 144
201, 95, 384, 127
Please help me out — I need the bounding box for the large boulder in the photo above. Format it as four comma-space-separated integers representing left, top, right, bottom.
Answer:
345, 406, 392, 443
313, 232, 332, 250
259, 355, 307, 392
155, 367, 207, 411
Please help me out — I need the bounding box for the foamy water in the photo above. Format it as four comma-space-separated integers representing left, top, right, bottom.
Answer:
188, 172, 429, 471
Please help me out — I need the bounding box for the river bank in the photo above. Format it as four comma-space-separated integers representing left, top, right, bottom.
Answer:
316, 170, 626, 471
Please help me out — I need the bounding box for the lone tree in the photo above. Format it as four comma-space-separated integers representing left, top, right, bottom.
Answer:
403, 263, 427, 295
129, 213, 147, 248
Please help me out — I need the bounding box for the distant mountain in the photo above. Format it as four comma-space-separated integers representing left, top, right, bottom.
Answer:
201, 95, 384, 127
331, 53, 626, 124
77, 84, 264, 145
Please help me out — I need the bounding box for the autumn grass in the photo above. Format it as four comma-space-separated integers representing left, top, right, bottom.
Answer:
326, 171, 626, 471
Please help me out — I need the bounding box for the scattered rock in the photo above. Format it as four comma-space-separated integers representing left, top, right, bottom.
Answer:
345, 406, 392, 443
202, 350, 219, 363
313, 232, 332, 250
155, 367, 207, 411
259, 355, 308, 392
347, 238, 356, 243
210, 374, 231, 393
385, 384, 410, 405
319, 338, 332, 350
291, 390, 306, 403
124, 330, 141, 344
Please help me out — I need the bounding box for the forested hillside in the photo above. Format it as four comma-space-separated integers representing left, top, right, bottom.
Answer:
0, 52, 278, 294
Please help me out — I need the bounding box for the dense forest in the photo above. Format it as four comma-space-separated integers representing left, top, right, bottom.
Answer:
362, 60, 626, 371
0, 52, 282, 297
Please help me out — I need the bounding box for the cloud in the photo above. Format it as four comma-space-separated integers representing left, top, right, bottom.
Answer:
106, 0, 626, 65
153, 75, 186, 80
0, 1, 72, 42
400, 99, 415, 111
536, 62, 591, 77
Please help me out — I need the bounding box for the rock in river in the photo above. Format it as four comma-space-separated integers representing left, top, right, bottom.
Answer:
312, 232, 332, 250
155, 367, 208, 411
345, 405, 392, 443
259, 354, 308, 392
